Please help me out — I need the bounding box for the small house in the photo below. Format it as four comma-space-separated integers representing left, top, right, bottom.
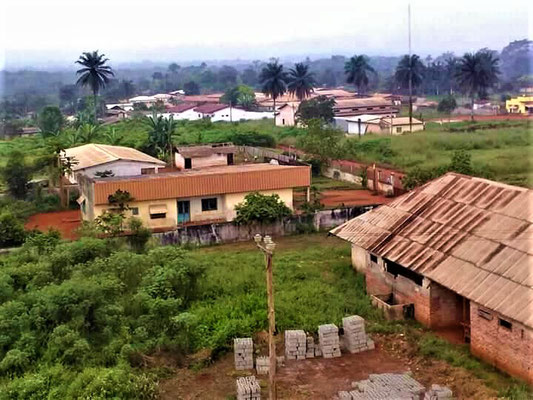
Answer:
331, 173, 533, 384
175, 143, 236, 170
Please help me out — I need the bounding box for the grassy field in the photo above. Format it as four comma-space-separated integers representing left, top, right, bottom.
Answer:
343, 120, 532, 187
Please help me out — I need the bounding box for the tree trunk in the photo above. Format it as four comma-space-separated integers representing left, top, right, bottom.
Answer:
93, 90, 98, 124
408, 70, 413, 133
470, 96, 474, 122
273, 96, 276, 125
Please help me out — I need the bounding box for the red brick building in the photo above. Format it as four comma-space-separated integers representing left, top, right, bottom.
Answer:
331, 173, 533, 384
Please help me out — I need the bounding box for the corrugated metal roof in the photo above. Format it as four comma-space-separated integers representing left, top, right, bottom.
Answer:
65, 144, 165, 171
175, 144, 236, 158
330, 172, 533, 328
92, 163, 310, 205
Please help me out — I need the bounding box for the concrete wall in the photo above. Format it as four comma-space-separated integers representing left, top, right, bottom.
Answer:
71, 160, 162, 183
275, 105, 297, 126
470, 301, 533, 384
175, 152, 228, 169
351, 245, 368, 273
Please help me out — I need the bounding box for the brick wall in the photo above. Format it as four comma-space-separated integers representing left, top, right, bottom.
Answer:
470, 301, 533, 385
429, 283, 463, 329
364, 258, 431, 327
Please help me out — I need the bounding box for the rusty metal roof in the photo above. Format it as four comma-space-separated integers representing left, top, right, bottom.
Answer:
91, 163, 310, 205
331, 173, 533, 328
65, 144, 165, 171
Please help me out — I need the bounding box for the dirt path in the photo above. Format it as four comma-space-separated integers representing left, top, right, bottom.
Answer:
25, 210, 81, 240
158, 333, 497, 399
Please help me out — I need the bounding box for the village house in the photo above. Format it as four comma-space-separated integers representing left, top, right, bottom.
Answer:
162, 103, 199, 120
174, 143, 236, 170
330, 173, 533, 384
375, 117, 425, 134
63, 143, 166, 183
334, 116, 424, 135
506, 95, 533, 114
333, 97, 399, 118
77, 163, 310, 229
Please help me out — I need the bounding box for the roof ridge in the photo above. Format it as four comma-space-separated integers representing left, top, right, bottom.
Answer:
93, 143, 121, 162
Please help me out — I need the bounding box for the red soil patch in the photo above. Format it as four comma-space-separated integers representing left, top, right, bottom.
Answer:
158, 333, 496, 399
25, 210, 81, 240
428, 114, 532, 122
320, 189, 391, 208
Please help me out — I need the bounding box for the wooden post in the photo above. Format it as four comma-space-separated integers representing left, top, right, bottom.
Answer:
265, 252, 277, 400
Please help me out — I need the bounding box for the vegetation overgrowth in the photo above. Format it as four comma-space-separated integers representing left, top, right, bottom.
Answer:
0, 234, 530, 398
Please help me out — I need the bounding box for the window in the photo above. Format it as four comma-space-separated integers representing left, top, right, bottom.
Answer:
141, 168, 156, 175
150, 213, 166, 219
202, 198, 218, 211
184, 158, 192, 169
282, 118, 285, 125
396, 127, 402, 133
131, 207, 139, 216
478, 308, 492, 321
498, 318, 512, 330
385, 258, 423, 286
370, 254, 378, 263
81, 200, 86, 213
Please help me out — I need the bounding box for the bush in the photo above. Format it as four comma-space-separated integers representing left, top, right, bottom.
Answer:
229, 131, 276, 147
0, 211, 26, 248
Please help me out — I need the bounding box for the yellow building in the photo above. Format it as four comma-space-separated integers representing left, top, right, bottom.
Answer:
78, 163, 310, 230
505, 96, 533, 114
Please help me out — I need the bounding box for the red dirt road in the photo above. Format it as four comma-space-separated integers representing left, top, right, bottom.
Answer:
25, 210, 81, 240
428, 114, 532, 122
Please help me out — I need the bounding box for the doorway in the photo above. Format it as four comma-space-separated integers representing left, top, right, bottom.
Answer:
177, 200, 190, 224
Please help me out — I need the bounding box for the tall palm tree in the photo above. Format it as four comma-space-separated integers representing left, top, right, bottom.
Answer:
455, 51, 500, 121
75, 51, 114, 120
344, 55, 375, 95
395, 54, 425, 132
287, 63, 316, 101
259, 61, 287, 118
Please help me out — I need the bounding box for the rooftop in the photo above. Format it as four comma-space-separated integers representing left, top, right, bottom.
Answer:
64, 144, 166, 171
175, 143, 236, 157
330, 173, 533, 328
193, 103, 229, 113
165, 103, 197, 113
381, 117, 424, 126
90, 163, 310, 205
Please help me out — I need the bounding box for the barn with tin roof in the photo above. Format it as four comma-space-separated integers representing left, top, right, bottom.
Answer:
330, 172, 533, 384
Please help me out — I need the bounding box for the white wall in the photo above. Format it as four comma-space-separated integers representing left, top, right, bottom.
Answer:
175, 153, 228, 169
71, 160, 162, 183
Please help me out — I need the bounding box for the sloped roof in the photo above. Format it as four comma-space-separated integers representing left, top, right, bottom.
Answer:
90, 163, 310, 205
381, 117, 424, 126
330, 173, 533, 328
193, 103, 229, 114
64, 144, 165, 171
334, 97, 392, 108
165, 103, 197, 113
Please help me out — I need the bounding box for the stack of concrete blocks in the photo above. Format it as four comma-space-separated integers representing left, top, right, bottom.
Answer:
342, 315, 375, 353
234, 338, 254, 370
423, 384, 453, 399
318, 324, 341, 358
236, 376, 261, 400
284, 330, 307, 360
337, 373, 426, 399
305, 336, 315, 358
276, 355, 285, 368
255, 356, 269, 375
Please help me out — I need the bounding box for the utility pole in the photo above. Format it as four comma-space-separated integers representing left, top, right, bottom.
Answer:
408, 3, 413, 133
254, 234, 277, 400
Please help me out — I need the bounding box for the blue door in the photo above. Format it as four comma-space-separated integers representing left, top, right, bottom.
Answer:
177, 200, 190, 223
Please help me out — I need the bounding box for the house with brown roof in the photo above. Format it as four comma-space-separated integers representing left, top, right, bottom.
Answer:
330, 173, 533, 384
77, 163, 310, 229
175, 143, 236, 170
333, 97, 399, 118
63, 144, 166, 183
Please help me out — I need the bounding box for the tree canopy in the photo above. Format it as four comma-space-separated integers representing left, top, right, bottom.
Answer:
287, 63, 316, 101
296, 95, 336, 124
344, 55, 375, 94
234, 192, 291, 225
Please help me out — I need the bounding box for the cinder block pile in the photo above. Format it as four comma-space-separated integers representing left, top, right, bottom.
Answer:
284, 330, 307, 360
337, 373, 426, 399
318, 324, 341, 358
236, 376, 261, 400
423, 384, 453, 399
305, 336, 316, 358
342, 315, 374, 353
255, 356, 268, 375
234, 338, 253, 370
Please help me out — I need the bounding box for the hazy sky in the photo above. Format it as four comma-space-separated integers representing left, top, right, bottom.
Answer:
1, 0, 531, 69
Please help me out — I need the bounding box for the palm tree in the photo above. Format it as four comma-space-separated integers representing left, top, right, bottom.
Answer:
102, 128, 123, 145
395, 54, 425, 132
287, 63, 316, 101
78, 123, 101, 143
259, 61, 287, 118
344, 55, 375, 95
455, 51, 500, 121
145, 114, 177, 164
75, 51, 114, 120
